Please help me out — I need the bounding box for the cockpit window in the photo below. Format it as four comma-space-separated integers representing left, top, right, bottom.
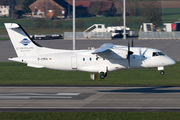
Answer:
153, 52, 159, 56
158, 52, 165, 55
152, 52, 165, 57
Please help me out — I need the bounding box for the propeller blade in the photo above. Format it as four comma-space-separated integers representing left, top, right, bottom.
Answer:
127, 41, 133, 67
128, 55, 131, 67
127, 41, 133, 56
132, 39, 134, 47
128, 41, 130, 52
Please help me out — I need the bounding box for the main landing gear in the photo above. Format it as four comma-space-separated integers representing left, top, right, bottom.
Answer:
100, 72, 107, 79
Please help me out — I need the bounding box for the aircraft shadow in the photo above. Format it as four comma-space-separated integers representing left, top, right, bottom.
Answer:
98, 86, 180, 93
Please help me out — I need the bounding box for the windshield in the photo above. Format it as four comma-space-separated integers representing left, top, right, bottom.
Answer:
115, 30, 120, 33
152, 52, 165, 57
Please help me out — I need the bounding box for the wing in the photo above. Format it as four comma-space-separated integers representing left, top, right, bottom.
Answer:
92, 43, 127, 59
92, 43, 114, 54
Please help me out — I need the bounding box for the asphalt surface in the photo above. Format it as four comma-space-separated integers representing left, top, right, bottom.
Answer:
1, 86, 180, 112
0, 37, 180, 62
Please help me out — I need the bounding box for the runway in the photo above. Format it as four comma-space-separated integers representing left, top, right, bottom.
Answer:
1, 86, 180, 112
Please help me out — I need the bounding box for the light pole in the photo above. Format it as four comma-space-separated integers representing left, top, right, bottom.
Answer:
123, 0, 126, 39
73, 0, 76, 50
162, 0, 164, 21
68, 0, 70, 19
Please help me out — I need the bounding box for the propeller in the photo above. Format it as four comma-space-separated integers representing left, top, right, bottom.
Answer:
127, 40, 133, 67
132, 39, 134, 47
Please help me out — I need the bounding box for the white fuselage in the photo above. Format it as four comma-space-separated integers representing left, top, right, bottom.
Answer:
10, 45, 175, 74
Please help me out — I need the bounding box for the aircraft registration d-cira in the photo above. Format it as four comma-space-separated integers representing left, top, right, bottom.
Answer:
5, 23, 176, 79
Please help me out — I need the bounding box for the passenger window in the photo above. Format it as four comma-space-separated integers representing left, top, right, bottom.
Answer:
83, 58, 85, 61
89, 58, 92, 61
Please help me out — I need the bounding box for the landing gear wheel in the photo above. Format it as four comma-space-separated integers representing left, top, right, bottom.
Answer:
100, 73, 107, 79
100, 74, 105, 79
160, 71, 165, 75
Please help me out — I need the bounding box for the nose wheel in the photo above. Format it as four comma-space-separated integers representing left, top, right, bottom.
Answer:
160, 71, 165, 75
100, 72, 107, 79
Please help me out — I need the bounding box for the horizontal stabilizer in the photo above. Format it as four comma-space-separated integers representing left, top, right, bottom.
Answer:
9, 57, 23, 62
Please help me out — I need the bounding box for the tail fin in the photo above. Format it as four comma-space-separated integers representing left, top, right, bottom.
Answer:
4, 23, 42, 57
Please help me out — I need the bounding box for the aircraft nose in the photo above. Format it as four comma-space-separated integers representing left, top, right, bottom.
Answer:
167, 57, 176, 66
170, 59, 176, 65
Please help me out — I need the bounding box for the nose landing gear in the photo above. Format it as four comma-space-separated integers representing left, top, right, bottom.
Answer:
158, 67, 165, 75
160, 71, 165, 75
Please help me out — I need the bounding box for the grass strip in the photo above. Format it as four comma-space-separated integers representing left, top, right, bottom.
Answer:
0, 62, 179, 85
0, 112, 180, 120
0, 37, 9, 40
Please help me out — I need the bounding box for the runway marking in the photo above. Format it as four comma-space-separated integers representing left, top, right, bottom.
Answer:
56, 93, 80, 95
0, 96, 72, 99
0, 96, 29, 99
0, 93, 81, 100
0, 93, 81, 96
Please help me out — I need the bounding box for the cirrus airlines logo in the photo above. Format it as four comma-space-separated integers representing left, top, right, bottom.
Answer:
20, 38, 31, 46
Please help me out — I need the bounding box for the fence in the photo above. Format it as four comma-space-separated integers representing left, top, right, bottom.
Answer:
139, 32, 180, 39
64, 32, 112, 40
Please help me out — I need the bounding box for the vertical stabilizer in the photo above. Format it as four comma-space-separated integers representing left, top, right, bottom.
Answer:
4, 23, 42, 57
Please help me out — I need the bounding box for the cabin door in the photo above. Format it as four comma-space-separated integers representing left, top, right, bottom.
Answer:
71, 56, 77, 69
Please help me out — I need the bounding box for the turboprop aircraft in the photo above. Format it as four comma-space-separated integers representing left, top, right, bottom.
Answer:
5, 23, 176, 79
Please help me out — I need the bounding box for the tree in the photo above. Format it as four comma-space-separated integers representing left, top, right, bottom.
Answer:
14, 10, 24, 18
114, 0, 142, 16
113, 0, 122, 16
126, 0, 141, 16
142, 0, 162, 26
88, 1, 102, 16
15, 0, 25, 5
22, 0, 36, 14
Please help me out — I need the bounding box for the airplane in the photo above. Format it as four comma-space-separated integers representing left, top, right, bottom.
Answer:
5, 23, 176, 79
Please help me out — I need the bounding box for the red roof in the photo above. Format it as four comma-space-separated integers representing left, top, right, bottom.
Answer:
66, 1, 91, 8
